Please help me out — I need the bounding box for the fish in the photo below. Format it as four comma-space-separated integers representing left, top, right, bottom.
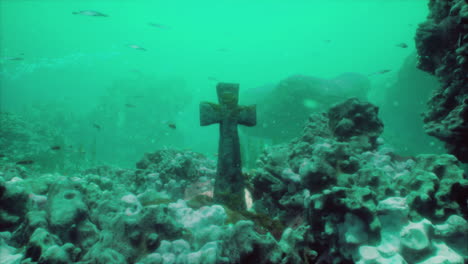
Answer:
396, 43, 408, 48
168, 123, 176, 130
50, 145, 61, 151
208, 76, 218, 82
323, 39, 332, 44
148, 22, 170, 29
217, 48, 229, 52
72, 10, 108, 17
3, 57, 24, 61
0, 154, 6, 158
128, 95, 145, 99
16, 160, 34, 165
92, 123, 101, 130
125, 103, 136, 108
130, 69, 143, 75
368, 69, 391, 76
128, 44, 147, 51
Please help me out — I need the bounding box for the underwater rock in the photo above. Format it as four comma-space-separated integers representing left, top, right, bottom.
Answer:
415, 0, 468, 162
433, 215, 468, 257
222, 220, 281, 264
0, 176, 28, 230
0, 234, 23, 264
47, 180, 88, 237
399, 219, 432, 261
377, 197, 410, 253
249, 98, 467, 263
328, 97, 384, 146
38, 243, 79, 264
356, 245, 407, 264
378, 53, 441, 156
25, 228, 62, 262
242, 73, 370, 142
396, 154, 468, 221
82, 247, 127, 264
0, 123, 465, 264
136, 149, 216, 200
418, 242, 464, 264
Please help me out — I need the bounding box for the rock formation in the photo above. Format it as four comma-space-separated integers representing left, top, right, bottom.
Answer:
415, 0, 468, 162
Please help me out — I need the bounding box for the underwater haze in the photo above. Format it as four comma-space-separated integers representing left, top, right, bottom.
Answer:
2, 1, 468, 264
1, 0, 432, 168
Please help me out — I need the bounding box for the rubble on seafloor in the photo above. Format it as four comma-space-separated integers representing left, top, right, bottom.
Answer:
0, 98, 467, 263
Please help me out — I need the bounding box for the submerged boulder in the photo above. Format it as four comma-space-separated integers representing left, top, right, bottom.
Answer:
415, 0, 468, 162
242, 73, 370, 142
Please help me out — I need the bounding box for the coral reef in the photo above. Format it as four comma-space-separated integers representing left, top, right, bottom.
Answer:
415, 0, 468, 162
0, 111, 93, 173
0, 99, 467, 263
250, 98, 468, 263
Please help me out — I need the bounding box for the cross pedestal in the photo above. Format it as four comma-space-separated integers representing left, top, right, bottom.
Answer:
200, 83, 256, 210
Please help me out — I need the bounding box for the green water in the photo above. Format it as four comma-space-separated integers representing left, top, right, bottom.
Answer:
0, 0, 436, 169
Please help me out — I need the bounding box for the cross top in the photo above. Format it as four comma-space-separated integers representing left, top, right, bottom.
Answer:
200, 83, 256, 126
200, 83, 256, 210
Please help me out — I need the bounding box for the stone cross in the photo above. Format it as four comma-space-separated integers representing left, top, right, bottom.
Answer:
200, 83, 256, 210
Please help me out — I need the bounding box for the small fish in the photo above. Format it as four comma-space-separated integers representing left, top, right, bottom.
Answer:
148, 22, 170, 29
92, 123, 101, 130
50, 145, 61, 151
217, 48, 229, 52
72, 10, 108, 17
128, 44, 147, 51
368, 69, 392, 76
16, 160, 34, 165
168, 123, 176, 130
208, 76, 218, 82
323, 39, 332, 44
128, 94, 145, 99
0, 154, 6, 158
396, 43, 408, 48
130, 69, 143, 75
3, 57, 24, 61
125, 103, 136, 108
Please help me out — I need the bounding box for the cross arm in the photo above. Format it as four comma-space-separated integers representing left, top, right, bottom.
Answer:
238, 105, 256, 126
200, 102, 222, 126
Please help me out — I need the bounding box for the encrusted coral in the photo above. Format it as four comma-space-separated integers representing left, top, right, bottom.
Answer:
415, 0, 468, 162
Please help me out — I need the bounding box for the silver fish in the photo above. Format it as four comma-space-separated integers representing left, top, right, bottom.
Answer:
395, 43, 408, 48
3, 57, 23, 61
128, 44, 147, 51
72, 10, 108, 17
368, 69, 392, 76
148, 22, 170, 29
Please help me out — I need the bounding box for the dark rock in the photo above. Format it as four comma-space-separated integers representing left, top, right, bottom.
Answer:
136, 149, 215, 183
242, 73, 370, 142
47, 179, 88, 240
415, 0, 468, 162
328, 98, 384, 146
0, 177, 29, 230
